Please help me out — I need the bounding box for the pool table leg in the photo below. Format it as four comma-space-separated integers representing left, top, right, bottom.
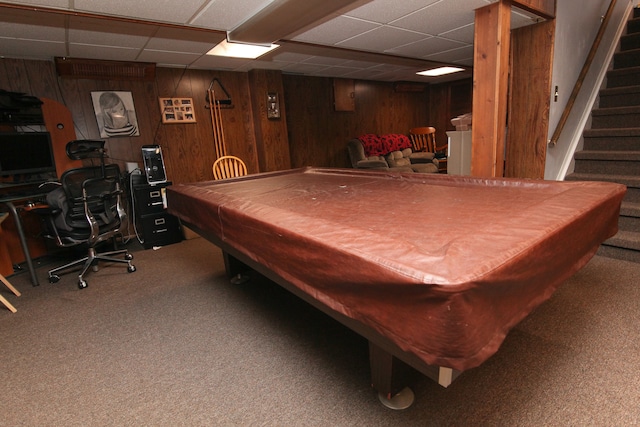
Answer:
369, 341, 415, 410
223, 251, 250, 284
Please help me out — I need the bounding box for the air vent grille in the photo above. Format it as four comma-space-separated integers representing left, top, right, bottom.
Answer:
55, 57, 156, 81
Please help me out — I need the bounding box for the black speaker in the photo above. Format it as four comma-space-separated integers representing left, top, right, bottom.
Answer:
141, 145, 167, 185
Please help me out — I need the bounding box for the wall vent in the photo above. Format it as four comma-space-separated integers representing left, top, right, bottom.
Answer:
55, 57, 156, 81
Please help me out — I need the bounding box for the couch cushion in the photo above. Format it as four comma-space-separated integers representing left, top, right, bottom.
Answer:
409, 151, 436, 163
411, 162, 439, 173
380, 134, 412, 152
358, 134, 386, 157
385, 150, 411, 167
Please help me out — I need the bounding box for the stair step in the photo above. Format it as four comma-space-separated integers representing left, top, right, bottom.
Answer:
619, 201, 640, 232
629, 14, 640, 34
613, 48, 640, 69
620, 201, 640, 217
603, 230, 640, 251
606, 66, 640, 88
566, 172, 640, 188
583, 127, 640, 151
566, 172, 640, 204
598, 232, 640, 263
591, 105, 640, 128
574, 150, 640, 175
599, 84, 640, 108
579, 10, 640, 264
621, 31, 640, 51
574, 150, 640, 161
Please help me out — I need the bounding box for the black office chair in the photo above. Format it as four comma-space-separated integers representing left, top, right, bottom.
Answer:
37, 140, 136, 289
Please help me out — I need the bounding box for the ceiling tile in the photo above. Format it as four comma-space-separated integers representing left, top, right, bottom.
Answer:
282, 62, 330, 74
191, 0, 274, 31
1, 0, 69, 8
386, 36, 466, 58
337, 26, 427, 52
74, 0, 209, 25
137, 50, 201, 65
425, 45, 474, 64
0, 37, 66, 58
0, 12, 66, 40
188, 54, 251, 71
68, 43, 141, 61
292, 16, 378, 46
345, 0, 440, 24
391, 0, 489, 36
0, 0, 533, 83
303, 56, 350, 67
341, 59, 381, 69
68, 19, 154, 48
146, 28, 221, 54
439, 24, 475, 44
271, 52, 315, 64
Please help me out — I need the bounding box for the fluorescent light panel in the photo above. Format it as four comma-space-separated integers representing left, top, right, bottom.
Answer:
417, 67, 465, 77
207, 39, 279, 59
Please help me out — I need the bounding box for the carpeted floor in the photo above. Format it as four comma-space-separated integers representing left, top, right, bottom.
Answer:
1, 236, 639, 426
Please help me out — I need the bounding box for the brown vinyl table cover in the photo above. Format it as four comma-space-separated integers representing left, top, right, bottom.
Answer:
166, 168, 626, 372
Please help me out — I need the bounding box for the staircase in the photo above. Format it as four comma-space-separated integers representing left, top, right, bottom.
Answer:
567, 7, 640, 263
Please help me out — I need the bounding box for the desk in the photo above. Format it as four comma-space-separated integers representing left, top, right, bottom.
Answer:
166, 168, 625, 406
0, 188, 51, 286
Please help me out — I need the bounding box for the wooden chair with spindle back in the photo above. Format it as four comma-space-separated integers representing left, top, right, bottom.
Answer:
212, 155, 248, 180
409, 127, 448, 173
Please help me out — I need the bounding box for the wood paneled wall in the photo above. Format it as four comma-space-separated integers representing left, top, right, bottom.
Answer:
426, 80, 473, 147
1, 57, 471, 182
284, 75, 437, 169
0, 58, 259, 184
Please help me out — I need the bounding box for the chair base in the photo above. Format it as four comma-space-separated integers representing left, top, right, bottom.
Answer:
48, 246, 136, 289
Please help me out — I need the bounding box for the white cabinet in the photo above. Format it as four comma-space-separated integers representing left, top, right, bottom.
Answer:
446, 131, 472, 175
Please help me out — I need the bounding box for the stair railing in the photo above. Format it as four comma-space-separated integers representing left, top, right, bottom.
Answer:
549, 0, 618, 146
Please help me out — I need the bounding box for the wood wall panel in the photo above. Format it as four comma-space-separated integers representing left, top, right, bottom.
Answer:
249, 69, 290, 172
506, 20, 555, 179
284, 75, 432, 169
2, 57, 468, 183
426, 80, 472, 147
0, 58, 32, 93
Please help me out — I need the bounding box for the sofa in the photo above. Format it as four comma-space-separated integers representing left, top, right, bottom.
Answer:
347, 134, 439, 173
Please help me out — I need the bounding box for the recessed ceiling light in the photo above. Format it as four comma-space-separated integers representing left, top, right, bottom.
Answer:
417, 67, 465, 77
206, 39, 279, 59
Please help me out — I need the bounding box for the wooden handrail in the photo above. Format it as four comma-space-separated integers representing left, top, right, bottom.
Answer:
549, 0, 617, 146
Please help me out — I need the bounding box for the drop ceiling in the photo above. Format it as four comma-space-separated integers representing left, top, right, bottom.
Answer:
0, 0, 542, 83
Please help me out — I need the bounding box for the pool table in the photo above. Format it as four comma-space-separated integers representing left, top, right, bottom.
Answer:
166, 167, 625, 407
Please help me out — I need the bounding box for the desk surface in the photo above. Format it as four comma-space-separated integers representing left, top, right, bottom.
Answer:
166, 167, 626, 372
0, 181, 59, 203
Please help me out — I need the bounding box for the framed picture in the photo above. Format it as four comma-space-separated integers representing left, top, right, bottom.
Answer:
159, 97, 197, 124
91, 91, 140, 138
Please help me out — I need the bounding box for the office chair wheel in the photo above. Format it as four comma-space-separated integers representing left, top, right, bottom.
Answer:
78, 279, 88, 289
125, 253, 134, 261
49, 274, 60, 284
127, 264, 136, 273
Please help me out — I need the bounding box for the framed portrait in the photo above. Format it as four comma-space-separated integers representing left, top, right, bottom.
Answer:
91, 91, 140, 138
159, 97, 197, 124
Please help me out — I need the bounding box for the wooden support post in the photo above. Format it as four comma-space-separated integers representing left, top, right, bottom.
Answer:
471, 0, 511, 177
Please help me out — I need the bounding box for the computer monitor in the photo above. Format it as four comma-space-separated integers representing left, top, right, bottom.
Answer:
0, 132, 57, 182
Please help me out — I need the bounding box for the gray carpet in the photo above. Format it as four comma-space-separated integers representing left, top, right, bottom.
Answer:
1, 236, 639, 426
